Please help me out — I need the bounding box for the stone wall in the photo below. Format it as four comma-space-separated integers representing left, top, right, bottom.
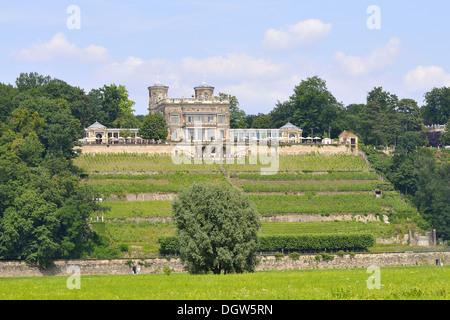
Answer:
75, 143, 354, 156
0, 251, 448, 278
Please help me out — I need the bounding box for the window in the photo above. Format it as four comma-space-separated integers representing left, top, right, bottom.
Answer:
172, 130, 178, 140
198, 94, 202, 101
158, 93, 163, 100
218, 115, 226, 124
171, 114, 179, 123
204, 93, 209, 100
207, 115, 215, 123
220, 130, 225, 139
207, 129, 215, 140
153, 93, 156, 103
188, 129, 195, 140
188, 116, 195, 122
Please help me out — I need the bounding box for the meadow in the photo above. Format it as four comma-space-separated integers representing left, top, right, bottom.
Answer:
0, 266, 448, 300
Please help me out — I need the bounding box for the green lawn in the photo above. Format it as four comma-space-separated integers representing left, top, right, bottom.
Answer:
1, 266, 448, 300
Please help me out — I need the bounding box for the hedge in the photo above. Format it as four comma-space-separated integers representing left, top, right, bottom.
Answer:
158, 233, 374, 254
158, 235, 180, 254
258, 233, 375, 252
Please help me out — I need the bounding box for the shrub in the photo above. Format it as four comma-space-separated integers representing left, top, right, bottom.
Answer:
158, 236, 180, 254
274, 252, 284, 261
118, 243, 129, 252
289, 252, 300, 261
321, 252, 334, 261
258, 233, 375, 252
163, 266, 172, 276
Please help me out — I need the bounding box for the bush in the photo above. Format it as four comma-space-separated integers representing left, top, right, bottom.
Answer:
158, 236, 180, 254
118, 243, 130, 252
258, 234, 375, 252
158, 233, 375, 255
321, 252, 334, 261
274, 252, 284, 261
289, 252, 300, 261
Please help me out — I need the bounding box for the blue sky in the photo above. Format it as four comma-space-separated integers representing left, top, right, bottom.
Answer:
1, 1, 450, 116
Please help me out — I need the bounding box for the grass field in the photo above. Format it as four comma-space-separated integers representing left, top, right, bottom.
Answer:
0, 266, 448, 300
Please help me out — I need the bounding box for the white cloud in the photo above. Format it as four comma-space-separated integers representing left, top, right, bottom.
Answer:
263, 19, 332, 51
100, 53, 290, 114
334, 37, 401, 76
12, 32, 108, 62
403, 65, 450, 91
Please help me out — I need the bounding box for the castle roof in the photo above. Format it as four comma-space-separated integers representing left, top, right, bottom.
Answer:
280, 122, 299, 129
87, 121, 106, 129
339, 130, 358, 138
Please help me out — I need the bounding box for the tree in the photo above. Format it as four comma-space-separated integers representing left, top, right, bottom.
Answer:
218, 93, 248, 129
139, 112, 168, 141
251, 113, 273, 129
440, 121, 450, 146
88, 84, 136, 128
172, 183, 261, 274
270, 76, 342, 137
15, 72, 51, 92
413, 155, 450, 240
422, 87, 450, 124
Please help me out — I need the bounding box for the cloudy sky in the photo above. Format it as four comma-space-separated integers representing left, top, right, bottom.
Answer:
1, 0, 450, 115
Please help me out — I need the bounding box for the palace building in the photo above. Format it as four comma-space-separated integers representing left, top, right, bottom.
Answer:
81, 82, 361, 150
148, 81, 231, 143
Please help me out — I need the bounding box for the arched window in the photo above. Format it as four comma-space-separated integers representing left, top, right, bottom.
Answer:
153, 93, 156, 103
204, 93, 209, 100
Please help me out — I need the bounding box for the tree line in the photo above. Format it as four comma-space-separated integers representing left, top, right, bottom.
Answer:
230, 76, 450, 147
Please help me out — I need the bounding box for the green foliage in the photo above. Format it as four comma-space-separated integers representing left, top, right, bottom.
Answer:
74, 153, 221, 172
289, 252, 300, 261
139, 112, 168, 141
249, 193, 417, 215
258, 234, 375, 252
163, 266, 173, 276
158, 235, 180, 254
269, 76, 343, 137
422, 87, 450, 124
172, 183, 261, 274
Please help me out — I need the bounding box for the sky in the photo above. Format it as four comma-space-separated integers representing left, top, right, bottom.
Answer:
1, 0, 450, 116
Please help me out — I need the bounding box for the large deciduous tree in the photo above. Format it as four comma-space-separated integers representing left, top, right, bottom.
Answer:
172, 183, 261, 275
139, 112, 168, 141
270, 76, 343, 137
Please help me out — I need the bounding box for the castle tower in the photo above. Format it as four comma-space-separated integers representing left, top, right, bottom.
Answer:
148, 81, 169, 112
194, 82, 214, 101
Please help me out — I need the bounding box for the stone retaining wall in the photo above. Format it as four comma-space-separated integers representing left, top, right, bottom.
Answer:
0, 251, 448, 278
76, 144, 354, 156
